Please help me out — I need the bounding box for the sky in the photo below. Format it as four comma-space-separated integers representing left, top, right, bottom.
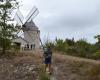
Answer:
18, 0, 100, 43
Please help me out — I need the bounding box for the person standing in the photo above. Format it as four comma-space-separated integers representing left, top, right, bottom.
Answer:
43, 46, 52, 74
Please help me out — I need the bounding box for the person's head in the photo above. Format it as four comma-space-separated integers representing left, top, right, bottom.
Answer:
47, 45, 51, 50
48, 46, 52, 52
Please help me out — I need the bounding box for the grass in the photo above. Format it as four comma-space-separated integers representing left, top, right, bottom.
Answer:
39, 67, 50, 80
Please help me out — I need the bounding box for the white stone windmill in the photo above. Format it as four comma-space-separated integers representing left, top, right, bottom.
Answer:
13, 6, 40, 50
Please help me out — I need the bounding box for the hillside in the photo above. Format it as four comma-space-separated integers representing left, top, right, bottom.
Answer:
0, 51, 100, 80
53, 53, 100, 80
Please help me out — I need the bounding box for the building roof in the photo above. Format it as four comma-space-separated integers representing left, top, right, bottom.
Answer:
12, 37, 29, 44
22, 20, 39, 31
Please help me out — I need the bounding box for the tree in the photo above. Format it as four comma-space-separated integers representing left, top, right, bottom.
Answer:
95, 35, 100, 43
54, 38, 68, 51
65, 38, 75, 46
0, 0, 19, 54
75, 39, 93, 57
94, 35, 100, 51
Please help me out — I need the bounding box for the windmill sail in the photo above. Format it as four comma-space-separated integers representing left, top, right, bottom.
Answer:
14, 9, 24, 36
24, 6, 39, 23
14, 9, 24, 25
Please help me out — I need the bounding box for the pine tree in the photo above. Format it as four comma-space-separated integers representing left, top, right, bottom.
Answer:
0, 0, 19, 54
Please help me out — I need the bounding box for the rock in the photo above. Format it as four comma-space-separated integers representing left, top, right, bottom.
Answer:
10, 65, 13, 68
29, 67, 34, 71
13, 70, 18, 73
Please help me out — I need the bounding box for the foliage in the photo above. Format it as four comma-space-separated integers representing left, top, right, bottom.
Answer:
0, 0, 19, 55
93, 50, 100, 59
44, 36, 100, 60
54, 38, 68, 52
44, 40, 55, 50
66, 46, 78, 55
65, 38, 75, 46
75, 39, 91, 57
95, 35, 100, 43
39, 68, 50, 80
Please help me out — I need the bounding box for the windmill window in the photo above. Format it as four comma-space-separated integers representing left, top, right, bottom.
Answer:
27, 44, 29, 49
31, 44, 35, 50
24, 45, 27, 50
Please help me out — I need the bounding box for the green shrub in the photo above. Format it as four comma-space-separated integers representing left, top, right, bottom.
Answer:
44, 41, 55, 49
43, 37, 100, 60
66, 47, 78, 55
75, 39, 92, 57
39, 68, 50, 80
65, 38, 75, 46
93, 50, 100, 59
54, 38, 68, 52
78, 50, 86, 57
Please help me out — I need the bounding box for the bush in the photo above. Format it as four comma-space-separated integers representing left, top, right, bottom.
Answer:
66, 46, 78, 56
44, 41, 55, 50
65, 38, 75, 46
54, 38, 68, 52
93, 50, 100, 59
75, 39, 93, 57
39, 69, 50, 80
43, 37, 100, 60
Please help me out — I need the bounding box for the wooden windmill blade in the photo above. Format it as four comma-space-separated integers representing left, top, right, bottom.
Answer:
24, 6, 39, 24
14, 9, 25, 36
14, 9, 24, 25
14, 9, 27, 33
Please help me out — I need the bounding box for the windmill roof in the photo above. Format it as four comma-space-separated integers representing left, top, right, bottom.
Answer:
24, 20, 39, 31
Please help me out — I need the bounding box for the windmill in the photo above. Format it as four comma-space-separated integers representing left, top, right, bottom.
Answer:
14, 6, 41, 50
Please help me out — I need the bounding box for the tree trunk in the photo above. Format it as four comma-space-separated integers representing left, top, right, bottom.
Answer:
2, 7, 6, 55
2, 39, 5, 55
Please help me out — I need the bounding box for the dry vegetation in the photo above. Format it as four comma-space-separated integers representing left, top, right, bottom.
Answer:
0, 51, 100, 80
53, 53, 100, 80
